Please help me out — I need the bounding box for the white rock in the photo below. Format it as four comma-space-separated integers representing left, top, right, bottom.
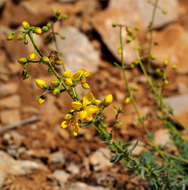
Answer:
49, 151, 65, 164
55, 26, 99, 73
0, 151, 46, 187
53, 170, 70, 183
67, 162, 79, 174
154, 129, 172, 146
89, 148, 112, 171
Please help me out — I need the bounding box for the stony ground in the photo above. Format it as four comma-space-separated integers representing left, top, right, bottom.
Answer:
0, 0, 188, 189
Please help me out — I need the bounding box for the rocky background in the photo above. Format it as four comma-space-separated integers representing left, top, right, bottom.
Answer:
0, 0, 188, 189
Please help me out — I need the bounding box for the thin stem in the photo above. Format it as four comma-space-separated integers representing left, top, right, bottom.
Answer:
119, 26, 143, 123
148, 0, 159, 56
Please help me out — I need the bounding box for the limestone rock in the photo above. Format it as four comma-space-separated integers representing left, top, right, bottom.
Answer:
93, 8, 138, 64
109, 0, 178, 29
55, 26, 99, 73
151, 24, 188, 74
89, 148, 112, 171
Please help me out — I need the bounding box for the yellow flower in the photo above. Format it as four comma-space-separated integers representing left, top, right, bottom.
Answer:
73, 69, 90, 81
38, 97, 45, 104
34, 27, 42, 35
62, 70, 73, 78
65, 78, 73, 86
104, 94, 113, 104
29, 52, 36, 60
35, 79, 48, 89
61, 114, 80, 136
164, 80, 168, 85
22, 21, 30, 29
64, 113, 73, 120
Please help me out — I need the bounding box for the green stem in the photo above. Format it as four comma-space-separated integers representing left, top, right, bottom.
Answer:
119, 26, 143, 123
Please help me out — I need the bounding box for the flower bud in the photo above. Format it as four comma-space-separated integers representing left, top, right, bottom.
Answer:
22, 21, 30, 29
34, 27, 42, 35
64, 113, 73, 120
42, 26, 48, 32
55, 60, 63, 65
35, 79, 48, 89
29, 52, 36, 60
163, 59, 168, 67
125, 97, 131, 104
7, 33, 14, 40
53, 88, 61, 95
172, 65, 177, 69
38, 97, 45, 104
18, 57, 28, 64
82, 83, 90, 89
65, 78, 73, 86
17, 34, 25, 40
41, 56, 50, 63
104, 94, 113, 104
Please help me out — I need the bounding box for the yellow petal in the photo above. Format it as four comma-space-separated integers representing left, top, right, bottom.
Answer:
72, 101, 82, 110
35, 79, 48, 89
62, 70, 73, 78
65, 78, 73, 86
86, 105, 99, 114
83, 92, 95, 106
38, 97, 45, 104
80, 110, 87, 121
73, 69, 85, 81
73, 122, 80, 136
82, 83, 90, 89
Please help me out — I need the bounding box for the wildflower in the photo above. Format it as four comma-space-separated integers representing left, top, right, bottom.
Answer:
34, 27, 42, 35
162, 9, 167, 15
104, 94, 113, 104
126, 37, 132, 43
72, 101, 82, 110
18, 57, 27, 64
125, 97, 131, 104
35, 79, 48, 89
73, 69, 90, 81
133, 85, 139, 91
56, 9, 62, 17
22, 21, 30, 29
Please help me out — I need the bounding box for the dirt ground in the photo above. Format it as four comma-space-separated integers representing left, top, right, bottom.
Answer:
0, 0, 188, 190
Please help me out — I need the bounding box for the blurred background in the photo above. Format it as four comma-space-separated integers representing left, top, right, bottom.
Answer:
0, 0, 188, 189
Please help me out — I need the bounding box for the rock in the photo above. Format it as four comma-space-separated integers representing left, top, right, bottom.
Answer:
3, 131, 25, 146
154, 129, 172, 146
8, 63, 22, 74
0, 83, 18, 97
177, 83, 188, 94
0, 110, 20, 125
0, 151, 46, 187
0, 95, 20, 108
109, 0, 178, 29
55, 26, 99, 73
67, 163, 79, 174
89, 148, 112, 171
151, 24, 188, 74
49, 151, 65, 164
164, 94, 188, 127
64, 182, 110, 190
92, 8, 138, 64
52, 170, 70, 184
